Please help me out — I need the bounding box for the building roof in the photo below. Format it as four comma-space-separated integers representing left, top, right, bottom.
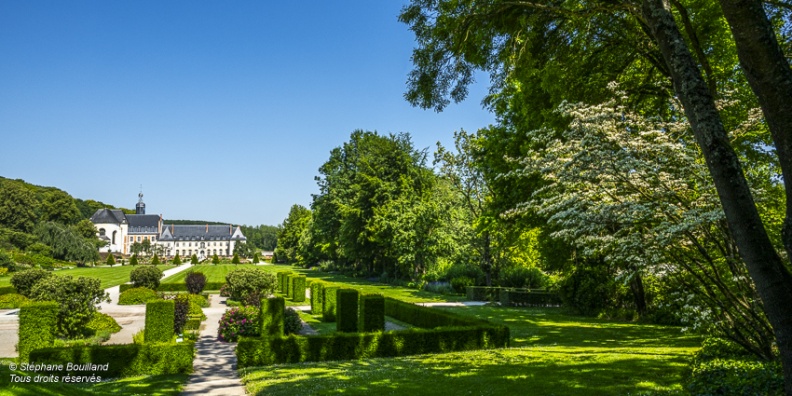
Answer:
127, 214, 160, 234
158, 224, 246, 241
89, 209, 127, 225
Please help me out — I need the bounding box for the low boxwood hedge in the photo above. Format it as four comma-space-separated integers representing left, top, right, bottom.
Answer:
0, 286, 17, 296
18, 301, 58, 361
120, 282, 225, 293
291, 275, 307, 302
322, 285, 339, 322
237, 325, 509, 367
336, 289, 359, 332
145, 300, 175, 343
310, 280, 325, 315
118, 287, 159, 305
500, 289, 562, 307
358, 294, 385, 332
260, 297, 285, 337
29, 343, 194, 377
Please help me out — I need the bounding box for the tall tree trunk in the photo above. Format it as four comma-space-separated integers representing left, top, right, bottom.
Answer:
629, 272, 647, 318
641, 0, 792, 393
718, 0, 792, 261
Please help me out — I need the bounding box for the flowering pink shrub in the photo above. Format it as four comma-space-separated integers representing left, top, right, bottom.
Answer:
217, 306, 259, 342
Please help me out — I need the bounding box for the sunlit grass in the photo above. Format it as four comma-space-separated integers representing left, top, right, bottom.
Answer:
160, 263, 241, 284
0, 265, 173, 289
242, 306, 700, 395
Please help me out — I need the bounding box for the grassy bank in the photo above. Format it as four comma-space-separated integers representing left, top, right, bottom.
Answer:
0, 265, 173, 289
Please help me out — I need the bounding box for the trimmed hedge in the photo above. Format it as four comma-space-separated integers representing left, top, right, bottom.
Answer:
310, 280, 324, 315
285, 274, 294, 298
500, 289, 562, 307
359, 294, 385, 332
336, 289, 359, 333
291, 275, 307, 303
0, 285, 17, 296
118, 287, 159, 305
277, 272, 291, 294
29, 343, 194, 377
260, 297, 285, 337
385, 298, 482, 328
145, 300, 175, 343
237, 326, 509, 367
322, 285, 339, 322
466, 286, 503, 302
18, 301, 58, 361
120, 282, 225, 293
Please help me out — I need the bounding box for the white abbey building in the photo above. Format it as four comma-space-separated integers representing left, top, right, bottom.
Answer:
90, 193, 246, 259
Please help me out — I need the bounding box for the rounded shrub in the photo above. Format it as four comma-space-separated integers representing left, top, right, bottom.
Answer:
84, 312, 121, 335
118, 287, 159, 305
218, 306, 259, 342
29, 275, 109, 338
0, 293, 30, 309
11, 268, 53, 297
130, 265, 163, 290
499, 266, 548, 289
225, 267, 276, 303
284, 308, 303, 335
185, 271, 207, 295
450, 276, 474, 293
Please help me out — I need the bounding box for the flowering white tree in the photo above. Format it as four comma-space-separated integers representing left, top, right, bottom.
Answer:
508, 96, 779, 359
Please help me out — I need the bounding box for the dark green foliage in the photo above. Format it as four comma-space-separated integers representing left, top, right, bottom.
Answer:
558, 262, 619, 316
212, 254, 220, 264
285, 274, 293, 298
173, 294, 190, 334
284, 308, 303, 335
173, 253, 182, 265
384, 298, 490, 328
184, 316, 202, 331
190, 254, 199, 265
18, 301, 58, 361
118, 287, 159, 305
0, 179, 39, 233
232, 253, 241, 264
150, 281, 225, 292
0, 293, 29, 308
106, 254, 116, 265
359, 294, 385, 332
130, 265, 163, 290
145, 300, 175, 343
29, 275, 108, 338
466, 286, 503, 302
252, 253, 260, 263
274, 204, 312, 263
686, 338, 784, 395
277, 272, 290, 294
0, 286, 16, 295
499, 266, 548, 288
237, 326, 509, 367
11, 268, 53, 297
84, 312, 121, 335
450, 276, 475, 293
336, 289, 359, 332
310, 280, 325, 315
260, 297, 285, 336
225, 267, 276, 303
29, 343, 194, 376
322, 285, 339, 322
130, 254, 139, 266
151, 255, 161, 265
500, 290, 562, 307
185, 271, 207, 294
291, 275, 306, 302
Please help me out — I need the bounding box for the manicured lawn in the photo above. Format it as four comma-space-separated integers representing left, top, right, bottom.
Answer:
242, 306, 700, 395
0, 359, 187, 396
0, 265, 173, 289
160, 264, 242, 285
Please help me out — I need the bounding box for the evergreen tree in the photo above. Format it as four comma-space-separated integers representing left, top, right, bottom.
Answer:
106, 254, 115, 266
190, 254, 198, 265
173, 253, 182, 265
130, 254, 139, 266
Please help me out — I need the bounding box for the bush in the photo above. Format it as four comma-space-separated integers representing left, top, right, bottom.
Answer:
106, 254, 116, 265
220, 283, 231, 297
384, 298, 491, 328
277, 272, 291, 294
173, 253, 182, 265
322, 285, 339, 322
0, 293, 29, 308
285, 274, 293, 298
172, 295, 190, 334
291, 275, 307, 302
11, 268, 53, 297
145, 300, 175, 343
225, 267, 276, 303
260, 297, 285, 336
29, 276, 109, 339
212, 254, 220, 264
218, 306, 259, 342
499, 266, 548, 288
130, 265, 163, 290
84, 312, 121, 336
232, 254, 241, 264
151, 255, 161, 265
18, 301, 58, 361
284, 308, 303, 335
310, 280, 325, 315
190, 254, 199, 265
359, 294, 385, 332
119, 287, 159, 305
185, 271, 207, 294
29, 343, 194, 377
450, 276, 475, 293
687, 359, 783, 395
336, 289, 359, 333
558, 261, 619, 316
500, 289, 562, 307
130, 254, 139, 266
252, 253, 260, 264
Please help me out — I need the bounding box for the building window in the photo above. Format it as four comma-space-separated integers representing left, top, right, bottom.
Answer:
130, 237, 134, 242
112, 231, 117, 244
99, 228, 106, 236
137, 236, 141, 242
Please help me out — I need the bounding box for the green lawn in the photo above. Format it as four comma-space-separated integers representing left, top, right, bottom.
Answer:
160, 263, 245, 284
242, 306, 700, 395
0, 265, 173, 289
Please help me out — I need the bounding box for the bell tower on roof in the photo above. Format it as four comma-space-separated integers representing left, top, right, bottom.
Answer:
136, 191, 146, 215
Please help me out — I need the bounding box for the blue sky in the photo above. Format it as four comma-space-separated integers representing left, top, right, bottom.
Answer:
0, 1, 495, 226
